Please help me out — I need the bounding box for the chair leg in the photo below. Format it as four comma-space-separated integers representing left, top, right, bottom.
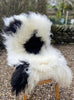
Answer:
38, 79, 51, 85
55, 84, 59, 100
23, 94, 27, 100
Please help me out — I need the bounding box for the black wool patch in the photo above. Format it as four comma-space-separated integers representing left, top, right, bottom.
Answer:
4, 19, 22, 34
11, 61, 29, 96
24, 33, 44, 54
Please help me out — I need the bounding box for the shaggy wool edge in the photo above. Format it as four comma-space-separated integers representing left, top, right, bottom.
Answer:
2, 12, 73, 95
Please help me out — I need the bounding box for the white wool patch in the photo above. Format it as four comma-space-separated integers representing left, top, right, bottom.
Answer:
3, 12, 72, 94
3, 16, 14, 26
3, 12, 52, 65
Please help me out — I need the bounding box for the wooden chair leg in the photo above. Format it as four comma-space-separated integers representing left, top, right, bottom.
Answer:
23, 94, 27, 100
55, 84, 59, 100
38, 79, 51, 85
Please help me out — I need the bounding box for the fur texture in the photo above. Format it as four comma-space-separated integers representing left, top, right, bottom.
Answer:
11, 61, 29, 95
3, 12, 72, 95
4, 19, 22, 34
24, 32, 44, 54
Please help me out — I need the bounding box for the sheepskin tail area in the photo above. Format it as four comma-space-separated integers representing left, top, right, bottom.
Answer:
11, 62, 29, 96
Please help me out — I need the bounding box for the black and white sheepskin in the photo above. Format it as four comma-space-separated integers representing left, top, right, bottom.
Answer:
2, 12, 72, 95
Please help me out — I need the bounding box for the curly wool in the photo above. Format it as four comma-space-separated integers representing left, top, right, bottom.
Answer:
3, 12, 72, 95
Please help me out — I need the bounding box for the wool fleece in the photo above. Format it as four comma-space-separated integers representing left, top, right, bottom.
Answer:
3, 12, 72, 95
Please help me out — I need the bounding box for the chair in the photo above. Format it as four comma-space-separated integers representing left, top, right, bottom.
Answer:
3, 12, 72, 100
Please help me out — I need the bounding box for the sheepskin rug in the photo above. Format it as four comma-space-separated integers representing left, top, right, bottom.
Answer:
2, 12, 72, 95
